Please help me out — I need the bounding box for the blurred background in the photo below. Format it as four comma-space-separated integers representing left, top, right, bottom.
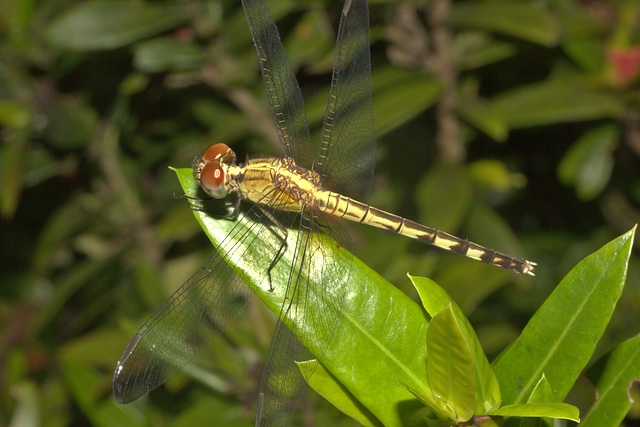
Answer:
1, 0, 640, 425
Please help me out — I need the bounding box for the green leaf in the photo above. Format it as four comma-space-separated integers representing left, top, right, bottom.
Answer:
46, 0, 192, 51
490, 76, 624, 129
426, 305, 475, 422
518, 375, 556, 427
133, 38, 207, 73
173, 396, 251, 427
0, 100, 31, 128
469, 160, 527, 192
395, 381, 441, 421
44, 98, 98, 149
415, 163, 473, 234
453, 32, 518, 71
299, 360, 380, 427
410, 275, 501, 415
557, 124, 619, 201
1, 131, 27, 218
492, 227, 635, 404
527, 374, 554, 403
306, 67, 440, 139
487, 403, 579, 421
282, 7, 334, 71
557, 3, 607, 73
448, 1, 560, 47
457, 96, 509, 142
371, 68, 441, 136
60, 330, 141, 427
581, 333, 640, 426
174, 168, 431, 427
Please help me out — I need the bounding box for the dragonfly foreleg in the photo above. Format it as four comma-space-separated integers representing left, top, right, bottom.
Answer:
257, 206, 289, 292
184, 194, 243, 219
175, 193, 212, 202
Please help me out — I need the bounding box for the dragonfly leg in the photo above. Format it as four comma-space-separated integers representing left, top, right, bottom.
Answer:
186, 195, 243, 219
174, 193, 212, 202
257, 207, 289, 292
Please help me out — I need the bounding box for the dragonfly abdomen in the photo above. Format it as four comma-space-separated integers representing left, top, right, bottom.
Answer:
316, 191, 536, 275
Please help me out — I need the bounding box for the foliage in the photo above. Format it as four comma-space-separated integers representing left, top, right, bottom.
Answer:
2, 0, 640, 426
181, 167, 631, 426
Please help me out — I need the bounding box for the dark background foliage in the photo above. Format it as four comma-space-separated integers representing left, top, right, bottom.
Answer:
1, 0, 639, 425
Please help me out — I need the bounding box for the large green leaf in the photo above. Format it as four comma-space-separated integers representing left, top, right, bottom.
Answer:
46, 0, 192, 51
490, 75, 624, 129
492, 227, 635, 404
448, 1, 560, 47
174, 168, 430, 427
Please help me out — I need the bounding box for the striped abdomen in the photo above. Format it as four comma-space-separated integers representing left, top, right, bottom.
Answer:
315, 190, 536, 275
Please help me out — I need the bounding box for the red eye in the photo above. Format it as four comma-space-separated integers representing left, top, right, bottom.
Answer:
203, 143, 230, 162
199, 162, 227, 198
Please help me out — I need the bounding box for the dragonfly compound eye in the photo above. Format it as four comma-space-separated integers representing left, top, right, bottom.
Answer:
200, 162, 228, 198
203, 143, 231, 162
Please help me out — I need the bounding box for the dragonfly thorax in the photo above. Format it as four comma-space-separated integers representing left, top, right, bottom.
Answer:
229, 156, 323, 213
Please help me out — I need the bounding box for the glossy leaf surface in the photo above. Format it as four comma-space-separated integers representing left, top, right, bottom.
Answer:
493, 227, 635, 404
176, 167, 430, 426
411, 275, 501, 415
426, 305, 475, 422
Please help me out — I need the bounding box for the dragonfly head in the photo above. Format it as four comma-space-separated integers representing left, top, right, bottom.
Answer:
193, 143, 237, 199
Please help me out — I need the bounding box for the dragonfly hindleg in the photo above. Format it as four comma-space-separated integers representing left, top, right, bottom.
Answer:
258, 206, 289, 292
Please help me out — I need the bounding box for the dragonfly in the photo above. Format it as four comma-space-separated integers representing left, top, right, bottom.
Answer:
113, 0, 536, 424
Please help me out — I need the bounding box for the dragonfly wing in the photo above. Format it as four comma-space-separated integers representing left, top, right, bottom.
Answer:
113, 206, 278, 404
314, 0, 376, 202
256, 213, 352, 425
256, 321, 311, 426
241, 0, 312, 167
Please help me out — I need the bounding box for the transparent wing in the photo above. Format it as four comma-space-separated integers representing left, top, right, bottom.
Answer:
256, 212, 352, 426
314, 0, 376, 202
112, 204, 283, 404
241, 0, 312, 167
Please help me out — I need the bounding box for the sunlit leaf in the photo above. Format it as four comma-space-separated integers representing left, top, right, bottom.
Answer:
493, 227, 635, 404
487, 402, 579, 421
426, 305, 475, 422
175, 168, 431, 427
411, 275, 501, 414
